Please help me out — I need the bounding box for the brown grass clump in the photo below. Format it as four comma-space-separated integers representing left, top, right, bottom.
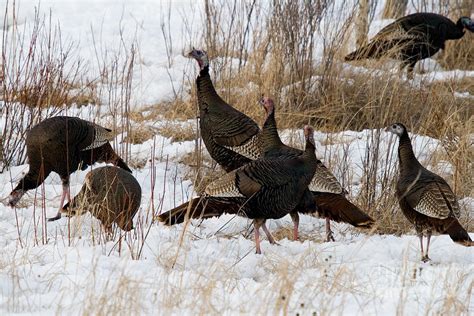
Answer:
430, 77, 474, 96
123, 126, 157, 144
158, 98, 197, 121
157, 123, 195, 143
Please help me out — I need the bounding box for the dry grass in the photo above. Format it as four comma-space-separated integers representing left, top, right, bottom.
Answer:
157, 123, 195, 143
123, 126, 157, 145
157, 98, 197, 121
439, 32, 474, 71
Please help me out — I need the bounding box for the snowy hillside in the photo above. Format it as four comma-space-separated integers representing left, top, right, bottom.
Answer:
1, 1, 473, 315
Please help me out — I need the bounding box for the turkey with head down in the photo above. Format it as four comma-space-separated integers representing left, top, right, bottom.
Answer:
60, 166, 141, 234
8, 116, 131, 221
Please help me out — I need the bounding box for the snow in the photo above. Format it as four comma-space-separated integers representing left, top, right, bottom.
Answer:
1, 1, 473, 315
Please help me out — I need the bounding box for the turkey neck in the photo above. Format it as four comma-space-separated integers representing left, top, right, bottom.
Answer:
302, 137, 317, 172
397, 130, 422, 175
261, 110, 284, 154
452, 19, 467, 39
196, 65, 220, 101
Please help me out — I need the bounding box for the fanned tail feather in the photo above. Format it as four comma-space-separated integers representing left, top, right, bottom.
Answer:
157, 197, 243, 225
444, 218, 473, 246
311, 192, 374, 228
345, 38, 402, 61
345, 42, 380, 61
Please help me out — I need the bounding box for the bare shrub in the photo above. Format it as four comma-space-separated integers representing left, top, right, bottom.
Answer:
0, 6, 85, 171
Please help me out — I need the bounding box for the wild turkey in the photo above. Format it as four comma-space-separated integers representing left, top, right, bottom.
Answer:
386, 123, 473, 262
187, 48, 261, 172
345, 13, 474, 78
59, 166, 141, 233
160, 125, 317, 254
8, 116, 131, 220
259, 97, 374, 241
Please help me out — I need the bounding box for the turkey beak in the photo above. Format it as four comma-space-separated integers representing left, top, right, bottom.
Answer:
258, 96, 265, 108
466, 21, 474, 32
187, 47, 198, 58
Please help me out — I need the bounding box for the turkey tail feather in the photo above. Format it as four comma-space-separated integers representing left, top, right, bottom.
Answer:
345, 50, 362, 61
345, 44, 373, 61
444, 218, 473, 246
157, 197, 242, 225
345, 41, 387, 61
311, 192, 374, 228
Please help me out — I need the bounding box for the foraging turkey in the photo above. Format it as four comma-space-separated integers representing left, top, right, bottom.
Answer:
386, 123, 472, 262
187, 48, 261, 172
259, 97, 374, 241
60, 166, 141, 232
8, 116, 131, 220
160, 125, 317, 254
345, 13, 474, 78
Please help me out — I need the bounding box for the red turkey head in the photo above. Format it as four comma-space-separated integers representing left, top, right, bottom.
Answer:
259, 96, 275, 119
304, 125, 315, 146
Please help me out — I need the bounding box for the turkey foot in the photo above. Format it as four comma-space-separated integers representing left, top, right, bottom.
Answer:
326, 230, 335, 242
8, 190, 24, 207
262, 222, 279, 245
48, 211, 62, 222
325, 218, 335, 242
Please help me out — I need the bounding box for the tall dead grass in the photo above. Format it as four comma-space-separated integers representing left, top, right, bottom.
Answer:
0, 6, 83, 170
0, 2, 138, 171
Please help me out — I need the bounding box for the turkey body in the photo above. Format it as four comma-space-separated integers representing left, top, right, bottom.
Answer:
258, 97, 374, 240
345, 13, 474, 76
62, 166, 141, 232
8, 116, 131, 219
387, 123, 472, 261
161, 125, 318, 253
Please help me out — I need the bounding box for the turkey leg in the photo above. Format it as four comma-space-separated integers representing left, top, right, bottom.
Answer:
326, 218, 335, 242
261, 221, 278, 245
421, 232, 432, 262
290, 212, 299, 241
48, 179, 71, 222
253, 219, 264, 254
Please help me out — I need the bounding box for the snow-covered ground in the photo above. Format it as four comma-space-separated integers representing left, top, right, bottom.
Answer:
1, 1, 473, 315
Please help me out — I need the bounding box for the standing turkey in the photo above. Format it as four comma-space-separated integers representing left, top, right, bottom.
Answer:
161, 125, 318, 254
187, 48, 261, 171
8, 116, 131, 221
259, 97, 374, 241
345, 13, 474, 78
60, 166, 141, 233
387, 123, 472, 262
